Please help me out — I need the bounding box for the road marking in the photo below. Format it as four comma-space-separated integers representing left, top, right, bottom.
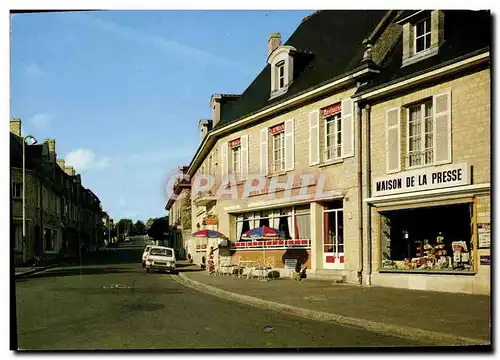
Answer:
102, 284, 132, 289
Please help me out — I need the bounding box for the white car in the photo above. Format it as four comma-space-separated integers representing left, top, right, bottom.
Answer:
142, 245, 152, 267
145, 246, 177, 273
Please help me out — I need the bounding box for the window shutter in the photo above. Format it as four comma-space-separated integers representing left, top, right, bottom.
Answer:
386, 107, 401, 173
309, 110, 320, 165
341, 99, 354, 158
260, 128, 268, 175
284, 118, 295, 170
240, 134, 249, 180
221, 142, 228, 177
433, 90, 452, 164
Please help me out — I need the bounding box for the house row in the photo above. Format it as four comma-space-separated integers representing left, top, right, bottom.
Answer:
10, 119, 107, 266
165, 10, 491, 295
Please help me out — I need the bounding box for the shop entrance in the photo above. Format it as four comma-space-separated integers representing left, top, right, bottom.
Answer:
379, 202, 474, 272
322, 200, 344, 269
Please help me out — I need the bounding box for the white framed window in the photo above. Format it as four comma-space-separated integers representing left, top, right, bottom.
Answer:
229, 138, 242, 180
272, 129, 285, 173
414, 18, 431, 54
324, 113, 342, 161
407, 100, 434, 168
276, 60, 285, 89
12, 183, 22, 198
14, 225, 23, 251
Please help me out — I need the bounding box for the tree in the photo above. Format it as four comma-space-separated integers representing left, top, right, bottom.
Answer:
147, 217, 169, 240
134, 220, 146, 235
117, 218, 133, 238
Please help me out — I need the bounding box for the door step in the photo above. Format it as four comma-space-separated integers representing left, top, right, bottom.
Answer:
307, 270, 346, 283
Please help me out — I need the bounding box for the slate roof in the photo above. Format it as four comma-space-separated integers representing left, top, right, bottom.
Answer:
10, 132, 43, 169
355, 10, 491, 95
213, 10, 388, 130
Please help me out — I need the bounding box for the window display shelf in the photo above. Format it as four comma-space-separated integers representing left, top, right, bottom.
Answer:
378, 268, 476, 275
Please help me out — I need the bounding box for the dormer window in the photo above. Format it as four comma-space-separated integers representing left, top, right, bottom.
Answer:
414, 18, 431, 54
276, 61, 285, 89
401, 10, 444, 67
268, 44, 296, 99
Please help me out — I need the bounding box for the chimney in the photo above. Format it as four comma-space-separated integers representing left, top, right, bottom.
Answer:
44, 139, 56, 162
57, 159, 65, 170
199, 119, 213, 142
209, 94, 241, 129
64, 166, 74, 176
10, 118, 21, 137
268, 32, 281, 58
210, 94, 222, 128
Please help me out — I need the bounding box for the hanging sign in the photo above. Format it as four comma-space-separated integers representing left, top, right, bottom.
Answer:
205, 215, 219, 226
372, 163, 470, 197
478, 223, 490, 249
270, 123, 285, 135
322, 102, 341, 117
229, 138, 241, 148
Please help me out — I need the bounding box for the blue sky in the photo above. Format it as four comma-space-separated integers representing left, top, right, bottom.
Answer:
10, 10, 313, 222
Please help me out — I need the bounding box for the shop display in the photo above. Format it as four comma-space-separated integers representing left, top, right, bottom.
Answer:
382, 231, 473, 271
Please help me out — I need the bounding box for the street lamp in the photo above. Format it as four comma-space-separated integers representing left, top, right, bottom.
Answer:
22, 134, 37, 261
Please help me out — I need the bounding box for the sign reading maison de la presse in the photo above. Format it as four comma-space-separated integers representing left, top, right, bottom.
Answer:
372, 163, 470, 197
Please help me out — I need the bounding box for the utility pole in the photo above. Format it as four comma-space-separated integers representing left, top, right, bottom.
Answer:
22, 134, 38, 264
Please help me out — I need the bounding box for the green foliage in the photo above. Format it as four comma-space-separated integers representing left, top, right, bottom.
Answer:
134, 220, 146, 235
117, 218, 133, 236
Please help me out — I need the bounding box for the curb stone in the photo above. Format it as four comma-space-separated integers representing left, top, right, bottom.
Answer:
175, 272, 489, 346
15, 263, 62, 279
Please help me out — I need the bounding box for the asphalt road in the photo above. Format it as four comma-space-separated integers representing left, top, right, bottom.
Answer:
14, 237, 425, 350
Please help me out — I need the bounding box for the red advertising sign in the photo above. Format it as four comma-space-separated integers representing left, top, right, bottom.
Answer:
322, 102, 341, 117
271, 123, 285, 134
230, 138, 241, 148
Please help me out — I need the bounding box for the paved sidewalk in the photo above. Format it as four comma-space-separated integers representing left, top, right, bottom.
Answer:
179, 271, 491, 346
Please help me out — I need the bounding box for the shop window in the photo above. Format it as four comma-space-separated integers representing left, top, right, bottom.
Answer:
294, 207, 311, 240
259, 211, 270, 227
235, 207, 304, 242
237, 215, 252, 241
380, 203, 474, 272
277, 216, 292, 239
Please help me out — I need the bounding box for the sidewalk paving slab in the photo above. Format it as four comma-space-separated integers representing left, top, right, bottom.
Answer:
178, 271, 491, 346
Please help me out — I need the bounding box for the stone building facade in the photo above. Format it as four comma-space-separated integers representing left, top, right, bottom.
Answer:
10, 119, 106, 265
166, 166, 191, 259
167, 10, 491, 294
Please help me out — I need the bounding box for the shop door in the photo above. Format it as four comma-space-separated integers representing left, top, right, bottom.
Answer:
322, 209, 344, 269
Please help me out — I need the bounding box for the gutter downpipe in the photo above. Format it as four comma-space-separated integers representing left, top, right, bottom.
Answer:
365, 104, 372, 286
356, 102, 363, 285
